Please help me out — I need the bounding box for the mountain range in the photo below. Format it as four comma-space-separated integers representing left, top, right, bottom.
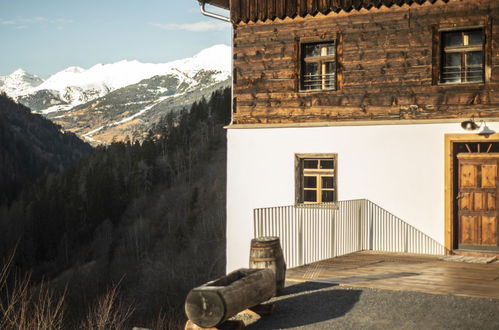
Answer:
0, 45, 231, 145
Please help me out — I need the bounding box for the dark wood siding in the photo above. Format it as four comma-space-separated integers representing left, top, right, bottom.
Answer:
206, 0, 229, 10
232, 0, 499, 125
230, 0, 446, 23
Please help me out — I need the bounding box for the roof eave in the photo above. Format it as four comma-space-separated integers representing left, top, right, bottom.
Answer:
202, 0, 229, 10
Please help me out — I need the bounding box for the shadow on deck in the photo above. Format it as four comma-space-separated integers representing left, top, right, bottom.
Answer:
286, 251, 499, 299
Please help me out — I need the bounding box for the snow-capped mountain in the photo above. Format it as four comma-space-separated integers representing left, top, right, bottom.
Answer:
0, 69, 44, 98
1, 44, 231, 114
49, 69, 230, 144
0, 44, 231, 145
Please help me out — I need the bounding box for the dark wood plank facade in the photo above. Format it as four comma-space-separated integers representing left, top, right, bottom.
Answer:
230, 0, 446, 23
205, 0, 230, 9
230, 0, 499, 125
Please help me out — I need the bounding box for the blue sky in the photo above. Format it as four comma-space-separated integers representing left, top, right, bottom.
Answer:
0, 0, 231, 78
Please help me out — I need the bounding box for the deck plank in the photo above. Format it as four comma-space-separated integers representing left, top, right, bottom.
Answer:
286, 251, 499, 299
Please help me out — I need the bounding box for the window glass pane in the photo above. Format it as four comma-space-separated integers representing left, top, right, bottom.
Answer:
323, 43, 335, 56
305, 43, 335, 57
320, 160, 334, 169
303, 62, 319, 90
321, 176, 334, 189
304, 176, 317, 188
466, 51, 484, 82
304, 190, 317, 202
443, 31, 462, 47
467, 30, 483, 45
442, 53, 461, 83
467, 51, 483, 66
303, 159, 318, 169
322, 191, 334, 202
322, 176, 334, 189
445, 52, 461, 67
304, 62, 319, 76
305, 44, 321, 57
324, 62, 336, 89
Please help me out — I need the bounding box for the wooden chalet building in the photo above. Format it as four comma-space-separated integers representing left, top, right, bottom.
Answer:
198, 0, 499, 272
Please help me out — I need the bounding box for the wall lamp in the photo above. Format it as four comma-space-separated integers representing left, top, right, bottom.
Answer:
460, 117, 496, 137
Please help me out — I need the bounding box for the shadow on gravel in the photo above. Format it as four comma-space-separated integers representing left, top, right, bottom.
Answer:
280, 281, 337, 295
313, 272, 420, 284
247, 284, 362, 329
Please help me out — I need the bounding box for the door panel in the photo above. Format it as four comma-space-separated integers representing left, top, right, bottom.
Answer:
482, 165, 497, 188
474, 192, 485, 211
487, 193, 496, 210
460, 192, 472, 210
460, 164, 477, 187
481, 216, 498, 245
460, 215, 479, 245
457, 154, 499, 251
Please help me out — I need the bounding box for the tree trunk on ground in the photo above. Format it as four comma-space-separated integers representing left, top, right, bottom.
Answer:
185, 268, 276, 328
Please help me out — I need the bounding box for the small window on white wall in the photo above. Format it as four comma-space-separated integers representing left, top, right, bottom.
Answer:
295, 154, 337, 204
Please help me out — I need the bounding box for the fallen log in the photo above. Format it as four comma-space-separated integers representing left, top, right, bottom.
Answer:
185, 268, 276, 328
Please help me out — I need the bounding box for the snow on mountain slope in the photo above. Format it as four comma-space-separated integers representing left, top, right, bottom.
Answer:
2, 44, 231, 112
34, 44, 230, 95
0, 69, 44, 98
164, 44, 231, 81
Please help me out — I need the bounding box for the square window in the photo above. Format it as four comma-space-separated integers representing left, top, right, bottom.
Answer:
440, 29, 484, 84
296, 154, 337, 204
300, 41, 336, 91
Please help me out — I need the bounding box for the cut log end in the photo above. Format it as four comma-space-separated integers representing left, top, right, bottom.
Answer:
185, 289, 225, 328
185, 268, 276, 328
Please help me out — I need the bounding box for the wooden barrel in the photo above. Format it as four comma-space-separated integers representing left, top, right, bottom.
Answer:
249, 236, 286, 293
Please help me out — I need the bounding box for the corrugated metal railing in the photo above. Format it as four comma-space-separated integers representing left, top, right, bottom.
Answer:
254, 199, 445, 268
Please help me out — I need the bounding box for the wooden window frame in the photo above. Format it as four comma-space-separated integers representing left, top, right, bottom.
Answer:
298, 40, 337, 92
295, 153, 338, 205
433, 21, 492, 86
440, 29, 484, 84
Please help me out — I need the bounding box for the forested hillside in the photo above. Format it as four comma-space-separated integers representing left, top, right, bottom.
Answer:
0, 93, 91, 205
0, 87, 231, 328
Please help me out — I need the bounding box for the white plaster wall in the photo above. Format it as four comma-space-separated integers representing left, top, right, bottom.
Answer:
226, 122, 499, 272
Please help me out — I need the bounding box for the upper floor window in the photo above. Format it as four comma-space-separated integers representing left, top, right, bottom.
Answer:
440, 29, 484, 84
300, 41, 336, 91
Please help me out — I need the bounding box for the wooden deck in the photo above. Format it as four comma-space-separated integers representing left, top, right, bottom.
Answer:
286, 251, 499, 299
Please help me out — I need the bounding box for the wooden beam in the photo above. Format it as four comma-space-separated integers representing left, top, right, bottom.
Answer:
257, 0, 270, 21
318, 0, 330, 13
231, 0, 241, 23
249, 0, 258, 22
287, 0, 298, 18
276, 0, 287, 19
331, 0, 342, 12
268, 0, 277, 20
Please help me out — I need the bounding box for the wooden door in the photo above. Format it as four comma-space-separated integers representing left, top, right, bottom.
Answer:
457, 153, 499, 251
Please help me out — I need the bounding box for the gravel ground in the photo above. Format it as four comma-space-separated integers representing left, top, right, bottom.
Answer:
244, 282, 499, 329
